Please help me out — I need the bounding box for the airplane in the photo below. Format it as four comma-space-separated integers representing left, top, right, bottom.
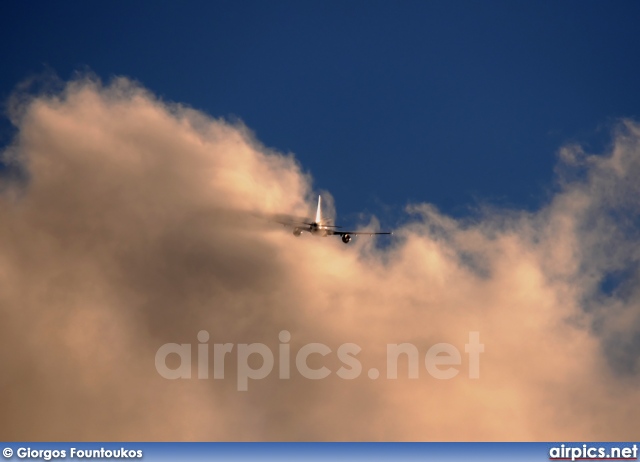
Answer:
275, 195, 392, 244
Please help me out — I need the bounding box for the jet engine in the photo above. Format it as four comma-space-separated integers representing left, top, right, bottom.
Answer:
293, 228, 302, 236
341, 234, 352, 244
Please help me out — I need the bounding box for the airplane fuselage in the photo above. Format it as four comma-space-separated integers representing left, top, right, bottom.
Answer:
294, 223, 332, 237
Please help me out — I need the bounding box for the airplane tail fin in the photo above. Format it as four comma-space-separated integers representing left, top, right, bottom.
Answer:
315, 195, 322, 224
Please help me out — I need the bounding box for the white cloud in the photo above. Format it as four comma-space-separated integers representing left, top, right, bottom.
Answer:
1, 76, 639, 440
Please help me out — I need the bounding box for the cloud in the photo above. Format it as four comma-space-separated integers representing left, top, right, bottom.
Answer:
1, 76, 639, 441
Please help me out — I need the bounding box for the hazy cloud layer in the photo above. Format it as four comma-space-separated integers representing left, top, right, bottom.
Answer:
1, 77, 639, 441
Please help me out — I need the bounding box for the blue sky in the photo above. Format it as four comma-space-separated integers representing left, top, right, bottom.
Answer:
2, 1, 640, 223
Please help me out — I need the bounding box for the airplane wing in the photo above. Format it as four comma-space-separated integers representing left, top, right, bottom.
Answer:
331, 231, 392, 236
331, 229, 392, 243
269, 214, 314, 227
